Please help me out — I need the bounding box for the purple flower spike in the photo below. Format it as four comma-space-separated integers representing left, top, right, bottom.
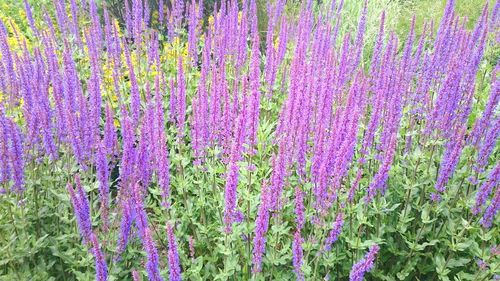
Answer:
324, 212, 344, 251
252, 182, 271, 274
68, 175, 92, 244
349, 245, 380, 281
90, 233, 108, 281
292, 230, 304, 281
166, 223, 182, 281
473, 163, 500, 215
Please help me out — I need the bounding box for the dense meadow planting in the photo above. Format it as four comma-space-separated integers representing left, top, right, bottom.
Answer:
0, 0, 499, 280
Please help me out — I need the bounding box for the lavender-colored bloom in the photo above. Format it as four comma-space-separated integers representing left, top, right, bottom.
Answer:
154, 77, 171, 208
166, 223, 182, 281
142, 227, 164, 281
168, 0, 185, 40
32, 51, 58, 161
266, 17, 288, 97
0, 20, 16, 94
76, 176, 91, 230
187, 0, 200, 64
0, 118, 11, 185
62, 43, 89, 166
469, 65, 499, 150
208, 61, 222, 144
491, 244, 500, 256
191, 29, 211, 162
95, 142, 110, 228
158, 0, 165, 24
88, 0, 103, 49
480, 186, 500, 228
252, 182, 271, 273
133, 183, 164, 281
349, 245, 380, 281
236, 2, 249, 70
157, 134, 171, 207
292, 230, 304, 281
130, 0, 147, 46
116, 197, 135, 259
369, 12, 386, 78
366, 134, 397, 203
475, 118, 500, 173
218, 45, 234, 154
85, 28, 103, 141
90, 233, 108, 281
42, 9, 57, 40
473, 163, 500, 215
350, 0, 367, 71
476, 259, 488, 270
233, 209, 245, 223
269, 144, 288, 211
7, 119, 24, 192
104, 104, 118, 157
169, 77, 177, 123
53, 0, 69, 35
176, 57, 187, 141
23, 0, 38, 35
430, 192, 442, 202
120, 112, 136, 186
68, 182, 85, 240
68, 176, 92, 243
124, 0, 133, 35
223, 162, 240, 233
362, 34, 397, 158
264, 0, 286, 95
123, 42, 141, 126
327, 72, 367, 205
0, 56, 5, 94
434, 126, 467, 194
347, 169, 363, 203
136, 107, 154, 188
44, 38, 66, 143
188, 236, 195, 259
324, 212, 344, 251
223, 88, 249, 232
295, 186, 305, 230
70, 0, 83, 48
132, 270, 141, 281
247, 31, 261, 149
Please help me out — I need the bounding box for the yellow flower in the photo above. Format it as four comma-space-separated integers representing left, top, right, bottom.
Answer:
114, 19, 121, 35
152, 11, 159, 22
0, 15, 27, 52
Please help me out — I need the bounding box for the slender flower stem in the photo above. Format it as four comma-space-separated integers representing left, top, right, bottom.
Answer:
246, 157, 253, 280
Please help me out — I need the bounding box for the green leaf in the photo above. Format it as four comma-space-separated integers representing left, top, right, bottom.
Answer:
435, 254, 446, 271
447, 258, 470, 268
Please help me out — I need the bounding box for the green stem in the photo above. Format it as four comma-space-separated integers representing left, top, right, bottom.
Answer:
406, 217, 425, 262
178, 142, 197, 240
403, 156, 422, 219
246, 157, 253, 280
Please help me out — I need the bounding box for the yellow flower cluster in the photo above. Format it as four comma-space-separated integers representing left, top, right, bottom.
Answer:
162, 36, 189, 65
0, 15, 27, 55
